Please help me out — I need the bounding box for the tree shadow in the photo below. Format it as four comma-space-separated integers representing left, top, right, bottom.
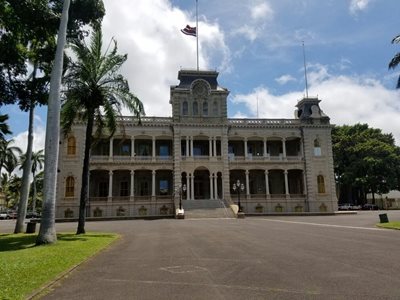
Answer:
0, 234, 37, 252
0, 233, 116, 252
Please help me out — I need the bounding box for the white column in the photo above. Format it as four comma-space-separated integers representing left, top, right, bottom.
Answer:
130, 170, 135, 197
282, 138, 287, 160
186, 137, 189, 157
108, 170, 113, 197
244, 138, 248, 159
152, 136, 156, 158
284, 170, 289, 195
213, 138, 217, 157
131, 138, 135, 158
213, 174, 218, 199
191, 174, 195, 200
152, 170, 156, 197
190, 137, 194, 157
209, 173, 213, 199
209, 137, 212, 157
265, 170, 270, 196
109, 138, 113, 158
245, 170, 250, 197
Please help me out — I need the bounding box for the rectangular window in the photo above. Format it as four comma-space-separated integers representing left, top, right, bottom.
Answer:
314, 147, 322, 156
159, 180, 168, 195
159, 145, 169, 156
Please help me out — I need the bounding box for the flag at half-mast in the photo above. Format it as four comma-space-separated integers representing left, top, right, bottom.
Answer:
181, 25, 197, 37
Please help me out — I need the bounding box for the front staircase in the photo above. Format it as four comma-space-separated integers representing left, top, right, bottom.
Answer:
182, 199, 235, 219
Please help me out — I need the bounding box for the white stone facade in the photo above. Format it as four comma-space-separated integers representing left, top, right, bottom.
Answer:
56, 70, 338, 219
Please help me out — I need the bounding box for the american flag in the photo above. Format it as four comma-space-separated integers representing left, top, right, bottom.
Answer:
181, 25, 197, 37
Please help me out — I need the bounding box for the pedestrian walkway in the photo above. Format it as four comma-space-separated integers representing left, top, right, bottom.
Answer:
36, 212, 400, 300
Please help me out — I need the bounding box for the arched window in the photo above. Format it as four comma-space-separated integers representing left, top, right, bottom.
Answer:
65, 176, 75, 197
182, 101, 188, 115
317, 175, 325, 194
213, 101, 218, 116
67, 136, 76, 155
314, 139, 321, 156
202, 101, 208, 116
193, 101, 198, 115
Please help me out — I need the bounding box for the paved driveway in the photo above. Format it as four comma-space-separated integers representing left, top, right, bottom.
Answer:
2, 211, 400, 299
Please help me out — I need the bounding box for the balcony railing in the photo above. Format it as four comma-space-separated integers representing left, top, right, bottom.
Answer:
90, 155, 173, 163
229, 118, 300, 126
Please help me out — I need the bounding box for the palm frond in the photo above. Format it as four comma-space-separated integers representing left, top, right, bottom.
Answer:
388, 53, 400, 70
392, 35, 400, 44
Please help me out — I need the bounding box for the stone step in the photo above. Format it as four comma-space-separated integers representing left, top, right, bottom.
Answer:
182, 199, 235, 219
184, 208, 235, 219
182, 199, 225, 210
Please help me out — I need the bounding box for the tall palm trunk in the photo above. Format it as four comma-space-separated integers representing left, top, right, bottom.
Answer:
37, 0, 70, 244
32, 170, 37, 213
77, 111, 94, 234
14, 103, 34, 233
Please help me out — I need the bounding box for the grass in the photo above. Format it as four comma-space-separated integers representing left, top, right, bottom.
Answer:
376, 221, 400, 230
0, 232, 119, 300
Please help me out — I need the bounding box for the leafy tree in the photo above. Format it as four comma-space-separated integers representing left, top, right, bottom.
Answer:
389, 34, 400, 88
1, 174, 22, 208
0, 0, 104, 234
332, 124, 400, 205
62, 27, 144, 234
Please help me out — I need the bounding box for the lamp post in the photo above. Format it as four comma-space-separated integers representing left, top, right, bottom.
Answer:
176, 183, 186, 219
179, 184, 186, 210
232, 179, 245, 215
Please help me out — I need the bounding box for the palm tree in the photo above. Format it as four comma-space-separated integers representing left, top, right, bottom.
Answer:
389, 34, 400, 88
0, 139, 22, 191
0, 114, 12, 140
36, 0, 71, 245
20, 149, 44, 213
61, 26, 144, 234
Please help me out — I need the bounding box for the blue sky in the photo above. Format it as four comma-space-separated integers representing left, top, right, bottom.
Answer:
2, 0, 400, 152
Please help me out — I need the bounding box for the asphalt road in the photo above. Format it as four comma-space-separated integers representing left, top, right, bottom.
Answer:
2, 211, 400, 299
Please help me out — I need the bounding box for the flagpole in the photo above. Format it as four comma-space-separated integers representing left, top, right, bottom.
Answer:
196, 0, 199, 71
302, 41, 309, 98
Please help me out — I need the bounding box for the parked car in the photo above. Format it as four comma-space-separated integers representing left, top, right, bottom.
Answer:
362, 203, 379, 210
350, 204, 361, 210
26, 211, 40, 219
0, 212, 8, 219
7, 210, 17, 219
338, 203, 352, 210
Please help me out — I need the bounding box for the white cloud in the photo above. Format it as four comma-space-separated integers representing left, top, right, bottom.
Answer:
349, 0, 371, 14
101, 0, 230, 117
232, 25, 259, 42
250, 1, 274, 20
10, 123, 46, 177
232, 65, 400, 144
231, 1, 273, 42
275, 74, 296, 85
13, 125, 46, 155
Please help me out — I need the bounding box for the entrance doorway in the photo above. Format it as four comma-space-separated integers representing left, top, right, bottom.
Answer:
194, 169, 210, 199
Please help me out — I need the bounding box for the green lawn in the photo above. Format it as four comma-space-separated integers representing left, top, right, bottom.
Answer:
376, 221, 400, 230
0, 232, 119, 300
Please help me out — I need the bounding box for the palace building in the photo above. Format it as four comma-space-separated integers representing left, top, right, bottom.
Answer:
56, 69, 338, 219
